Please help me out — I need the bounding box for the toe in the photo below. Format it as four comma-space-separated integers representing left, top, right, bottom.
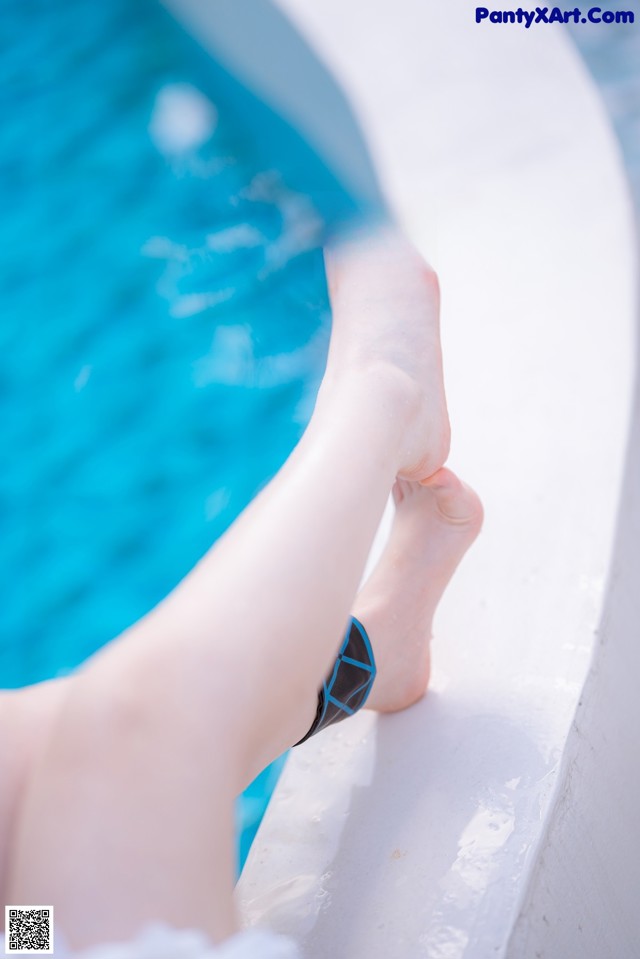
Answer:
420, 468, 484, 528
392, 479, 405, 506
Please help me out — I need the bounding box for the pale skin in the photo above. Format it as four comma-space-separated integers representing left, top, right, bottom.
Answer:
0, 222, 482, 950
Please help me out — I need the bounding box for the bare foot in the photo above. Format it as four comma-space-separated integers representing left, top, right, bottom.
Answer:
323, 221, 450, 481
352, 469, 483, 713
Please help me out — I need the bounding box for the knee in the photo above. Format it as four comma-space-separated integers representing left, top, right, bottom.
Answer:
34, 672, 154, 781
48, 658, 243, 789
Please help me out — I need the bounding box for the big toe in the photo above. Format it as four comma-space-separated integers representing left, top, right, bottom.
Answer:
419, 467, 484, 529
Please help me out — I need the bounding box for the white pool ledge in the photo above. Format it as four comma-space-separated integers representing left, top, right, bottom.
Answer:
167, 1, 637, 955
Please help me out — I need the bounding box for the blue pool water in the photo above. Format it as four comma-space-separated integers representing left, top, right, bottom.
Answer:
0, 0, 378, 870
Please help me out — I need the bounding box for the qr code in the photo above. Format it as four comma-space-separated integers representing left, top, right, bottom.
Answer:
4, 906, 54, 954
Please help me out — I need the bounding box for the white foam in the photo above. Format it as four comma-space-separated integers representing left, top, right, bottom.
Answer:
148, 82, 218, 155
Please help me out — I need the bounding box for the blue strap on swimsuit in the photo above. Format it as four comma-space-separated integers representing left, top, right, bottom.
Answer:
294, 616, 376, 745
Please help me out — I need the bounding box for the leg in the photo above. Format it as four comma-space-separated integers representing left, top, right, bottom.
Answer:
357, 471, 483, 714
6, 223, 451, 949
0, 680, 72, 907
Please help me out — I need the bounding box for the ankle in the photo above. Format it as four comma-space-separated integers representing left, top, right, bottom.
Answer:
317, 362, 422, 448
